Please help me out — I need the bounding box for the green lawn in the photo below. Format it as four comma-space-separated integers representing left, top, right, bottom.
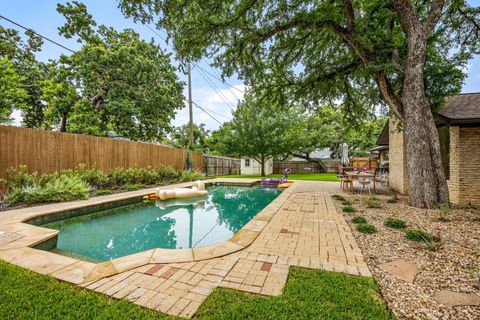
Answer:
216, 172, 339, 181
0, 261, 393, 320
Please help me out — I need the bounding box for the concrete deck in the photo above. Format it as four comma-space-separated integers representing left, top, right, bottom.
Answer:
0, 179, 369, 318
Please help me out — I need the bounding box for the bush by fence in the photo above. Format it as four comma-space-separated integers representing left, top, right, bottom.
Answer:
0, 125, 203, 181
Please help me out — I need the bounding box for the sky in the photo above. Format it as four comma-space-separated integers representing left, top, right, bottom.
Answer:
1, 0, 480, 131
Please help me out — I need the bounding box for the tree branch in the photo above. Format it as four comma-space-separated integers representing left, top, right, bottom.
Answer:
426, 0, 445, 31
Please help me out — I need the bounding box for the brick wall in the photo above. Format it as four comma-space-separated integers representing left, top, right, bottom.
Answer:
455, 127, 480, 205
388, 116, 408, 194
447, 126, 460, 204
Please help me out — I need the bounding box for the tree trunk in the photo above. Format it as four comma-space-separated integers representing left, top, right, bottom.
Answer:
401, 25, 449, 208
60, 113, 67, 132
260, 156, 266, 177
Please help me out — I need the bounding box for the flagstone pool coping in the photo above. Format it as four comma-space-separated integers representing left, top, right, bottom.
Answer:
0, 178, 293, 285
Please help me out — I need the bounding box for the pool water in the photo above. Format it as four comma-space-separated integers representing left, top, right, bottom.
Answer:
42, 185, 282, 262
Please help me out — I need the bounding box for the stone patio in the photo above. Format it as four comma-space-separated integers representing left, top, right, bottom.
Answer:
0, 179, 369, 318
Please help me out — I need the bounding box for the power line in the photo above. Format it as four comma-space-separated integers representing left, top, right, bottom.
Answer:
0, 14, 75, 53
194, 64, 245, 94
195, 66, 236, 110
192, 101, 223, 125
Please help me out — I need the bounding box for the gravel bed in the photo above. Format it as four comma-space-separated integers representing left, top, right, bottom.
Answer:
334, 195, 480, 320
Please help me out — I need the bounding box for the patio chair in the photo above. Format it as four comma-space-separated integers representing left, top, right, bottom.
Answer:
357, 174, 372, 194
374, 170, 389, 190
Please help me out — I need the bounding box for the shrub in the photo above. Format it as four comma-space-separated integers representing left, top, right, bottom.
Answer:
184, 150, 193, 171
356, 223, 377, 234
384, 217, 406, 229
123, 183, 146, 191
96, 189, 113, 196
332, 194, 346, 201
436, 202, 451, 222
2, 164, 192, 206
363, 197, 382, 208
469, 268, 480, 286
342, 205, 357, 213
180, 170, 204, 182
341, 200, 352, 206
6, 175, 90, 205
424, 236, 444, 252
352, 216, 367, 224
387, 197, 398, 204
405, 229, 432, 242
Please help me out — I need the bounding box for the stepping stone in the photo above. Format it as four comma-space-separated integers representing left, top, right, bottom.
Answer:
378, 258, 419, 283
434, 290, 480, 307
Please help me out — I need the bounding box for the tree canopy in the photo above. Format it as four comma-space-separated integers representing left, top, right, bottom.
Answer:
119, 0, 480, 207
210, 92, 305, 176
1, 1, 185, 142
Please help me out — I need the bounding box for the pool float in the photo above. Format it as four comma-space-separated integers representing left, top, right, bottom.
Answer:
278, 182, 293, 189
155, 180, 208, 200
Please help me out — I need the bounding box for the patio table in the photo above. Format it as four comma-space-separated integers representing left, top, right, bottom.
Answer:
345, 172, 376, 194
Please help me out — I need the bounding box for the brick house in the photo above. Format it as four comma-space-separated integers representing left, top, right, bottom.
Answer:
377, 93, 480, 205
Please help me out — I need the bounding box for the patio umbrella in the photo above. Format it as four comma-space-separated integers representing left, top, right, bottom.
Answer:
341, 143, 349, 166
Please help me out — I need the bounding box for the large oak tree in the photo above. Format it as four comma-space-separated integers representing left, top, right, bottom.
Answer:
120, 0, 480, 207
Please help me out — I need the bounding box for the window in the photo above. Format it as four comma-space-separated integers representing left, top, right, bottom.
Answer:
245, 159, 250, 167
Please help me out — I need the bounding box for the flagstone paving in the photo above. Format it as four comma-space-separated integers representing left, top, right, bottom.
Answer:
0, 180, 370, 318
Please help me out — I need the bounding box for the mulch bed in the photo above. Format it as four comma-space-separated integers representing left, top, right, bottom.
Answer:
335, 195, 480, 320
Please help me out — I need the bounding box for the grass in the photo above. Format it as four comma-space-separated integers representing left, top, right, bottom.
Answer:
216, 173, 339, 181
197, 267, 394, 320
0, 261, 393, 320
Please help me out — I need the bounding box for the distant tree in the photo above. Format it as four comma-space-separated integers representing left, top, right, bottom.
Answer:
119, 0, 480, 207
56, 1, 184, 141
295, 105, 386, 160
170, 123, 210, 152
0, 25, 44, 125
40, 62, 81, 132
218, 93, 304, 176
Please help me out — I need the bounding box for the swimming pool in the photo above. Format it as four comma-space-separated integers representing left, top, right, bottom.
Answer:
41, 185, 282, 262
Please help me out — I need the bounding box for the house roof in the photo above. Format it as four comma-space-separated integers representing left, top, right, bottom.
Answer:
436, 92, 480, 124
376, 121, 389, 146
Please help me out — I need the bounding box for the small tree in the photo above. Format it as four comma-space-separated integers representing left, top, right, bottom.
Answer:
220, 93, 304, 176
183, 147, 193, 171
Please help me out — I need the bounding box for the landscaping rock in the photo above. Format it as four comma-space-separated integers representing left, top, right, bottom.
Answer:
433, 290, 480, 307
379, 258, 420, 283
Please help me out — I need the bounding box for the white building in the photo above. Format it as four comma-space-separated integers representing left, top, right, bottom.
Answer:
240, 158, 273, 175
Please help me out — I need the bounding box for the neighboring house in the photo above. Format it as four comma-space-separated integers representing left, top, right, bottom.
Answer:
378, 93, 480, 205
371, 123, 389, 165
240, 158, 273, 175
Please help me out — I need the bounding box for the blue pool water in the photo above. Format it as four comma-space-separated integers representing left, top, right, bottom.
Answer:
42, 185, 282, 262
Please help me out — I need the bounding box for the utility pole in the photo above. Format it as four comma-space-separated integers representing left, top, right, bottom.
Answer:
187, 62, 194, 146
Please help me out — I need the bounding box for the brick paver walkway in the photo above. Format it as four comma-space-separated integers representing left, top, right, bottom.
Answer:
81, 190, 369, 318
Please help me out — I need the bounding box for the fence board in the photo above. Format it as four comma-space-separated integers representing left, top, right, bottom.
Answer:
0, 125, 202, 180
203, 154, 240, 176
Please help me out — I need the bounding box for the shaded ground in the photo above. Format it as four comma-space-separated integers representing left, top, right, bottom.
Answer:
0, 260, 393, 320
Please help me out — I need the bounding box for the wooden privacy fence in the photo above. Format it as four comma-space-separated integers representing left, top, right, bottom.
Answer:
273, 159, 341, 173
273, 160, 322, 174
0, 125, 203, 180
203, 154, 240, 176
349, 157, 378, 171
